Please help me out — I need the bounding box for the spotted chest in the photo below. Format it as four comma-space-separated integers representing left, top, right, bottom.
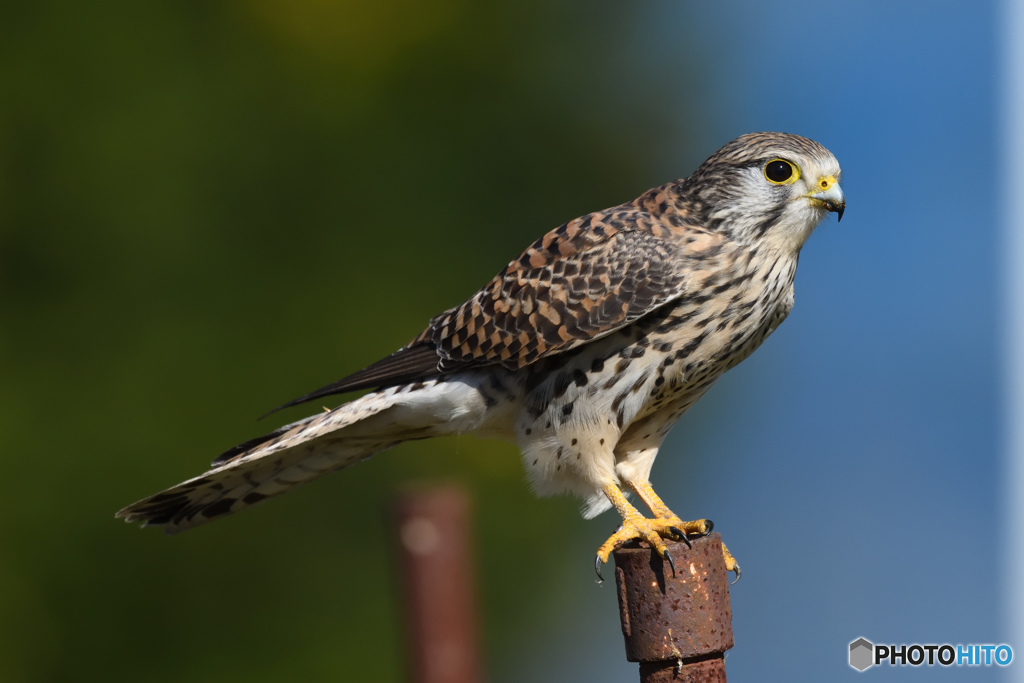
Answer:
638, 247, 798, 413
512, 243, 800, 491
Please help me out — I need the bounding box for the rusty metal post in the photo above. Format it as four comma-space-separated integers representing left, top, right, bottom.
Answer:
394, 485, 482, 683
612, 533, 734, 682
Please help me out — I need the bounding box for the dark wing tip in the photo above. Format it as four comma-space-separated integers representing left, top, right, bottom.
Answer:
259, 343, 445, 420
211, 430, 284, 466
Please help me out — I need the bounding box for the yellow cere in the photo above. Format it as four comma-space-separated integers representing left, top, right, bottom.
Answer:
817, 175, 837, 191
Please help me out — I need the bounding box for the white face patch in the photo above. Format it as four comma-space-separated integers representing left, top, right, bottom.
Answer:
752, 151, 843, 252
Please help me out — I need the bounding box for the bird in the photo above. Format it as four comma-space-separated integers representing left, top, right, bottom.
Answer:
117, 131, 844, 581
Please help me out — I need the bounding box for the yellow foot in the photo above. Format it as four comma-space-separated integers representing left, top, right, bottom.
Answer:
722, 540, 741, 584
626, 480, 740, 584
594, 516, 713, 581
666, 517, 714, 538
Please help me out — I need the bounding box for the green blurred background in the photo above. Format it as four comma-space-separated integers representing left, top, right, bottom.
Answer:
0, 3, 710, 681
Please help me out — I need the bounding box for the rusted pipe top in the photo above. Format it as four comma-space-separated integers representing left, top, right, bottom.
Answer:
612, 533, 734, 665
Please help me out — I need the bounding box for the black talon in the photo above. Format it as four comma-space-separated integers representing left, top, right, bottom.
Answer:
595, 556, 604, 583
663, 549, 676, 577
703, 519, 714, 535
668, 526, 691, 548
731, 564, 741, 585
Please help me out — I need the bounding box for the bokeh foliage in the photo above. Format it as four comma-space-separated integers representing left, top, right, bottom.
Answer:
0, 2, 700, 681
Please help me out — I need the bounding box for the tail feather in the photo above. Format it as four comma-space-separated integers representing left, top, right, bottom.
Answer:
117, 375, 499, 534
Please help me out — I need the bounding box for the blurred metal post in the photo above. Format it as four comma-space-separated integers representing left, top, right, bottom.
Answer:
613, 533, 734, 682
394, 485, 482, 683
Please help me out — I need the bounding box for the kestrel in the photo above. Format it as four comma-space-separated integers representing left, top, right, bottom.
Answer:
118, 132, 845, 581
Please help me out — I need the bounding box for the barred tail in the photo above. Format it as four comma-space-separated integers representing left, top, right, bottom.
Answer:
117, 376, 492, 534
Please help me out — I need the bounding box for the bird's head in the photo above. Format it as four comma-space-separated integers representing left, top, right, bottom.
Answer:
681, 132, 844, 253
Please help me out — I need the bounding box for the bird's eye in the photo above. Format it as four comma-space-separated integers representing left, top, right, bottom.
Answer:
764, 159, 798, 185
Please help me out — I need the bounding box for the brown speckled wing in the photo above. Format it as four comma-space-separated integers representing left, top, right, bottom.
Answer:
419, 208, 694, 370
269, 205, 711, 414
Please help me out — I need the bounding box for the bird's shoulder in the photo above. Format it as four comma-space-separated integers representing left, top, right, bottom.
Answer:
419, 186, 728, 371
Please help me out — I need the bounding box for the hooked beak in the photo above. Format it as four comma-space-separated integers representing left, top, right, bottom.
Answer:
809, 182, 846, 222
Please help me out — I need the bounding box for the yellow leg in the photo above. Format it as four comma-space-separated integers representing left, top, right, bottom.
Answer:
628, 479, 741, 583
628, 480, 713, 536
594, 484, 687, 581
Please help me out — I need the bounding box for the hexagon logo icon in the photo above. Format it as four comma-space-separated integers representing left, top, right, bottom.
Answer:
850, 638, 874, 671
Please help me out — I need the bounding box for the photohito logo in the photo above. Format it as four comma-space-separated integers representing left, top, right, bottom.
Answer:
849, 638, 1013, 671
